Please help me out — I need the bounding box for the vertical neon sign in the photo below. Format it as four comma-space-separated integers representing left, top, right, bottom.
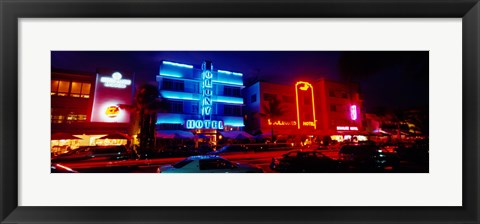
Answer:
295, 81, 316, 129
201, 61, 213, 120
350, 105, 357, 120
185, 60, 224, 130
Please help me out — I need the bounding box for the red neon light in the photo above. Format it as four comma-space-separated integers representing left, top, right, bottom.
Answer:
295, 81, 316, 130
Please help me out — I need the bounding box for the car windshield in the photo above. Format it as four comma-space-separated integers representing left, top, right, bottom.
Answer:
172, 159, 193, 168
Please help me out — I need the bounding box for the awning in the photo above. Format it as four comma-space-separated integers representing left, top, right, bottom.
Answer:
51, 132, 82, 140
219, 131, 253, 139
98, 132, 131, 140
156, 130, 194, 139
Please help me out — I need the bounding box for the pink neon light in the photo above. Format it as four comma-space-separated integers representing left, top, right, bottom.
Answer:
350, 105, 357, 120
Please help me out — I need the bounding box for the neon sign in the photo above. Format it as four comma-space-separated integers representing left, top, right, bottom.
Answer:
100, 72, 132, 88
350, 105, 358, 120
337, 126, 359, 131
162, 61, 193, 69
105, 105, 120, 118
201, 61, 213, 119
295, 81, 316, 129
268, 119, 297, 126
217, 70, 243, 76
186, 120, 224, 129
303, 121, 315, 127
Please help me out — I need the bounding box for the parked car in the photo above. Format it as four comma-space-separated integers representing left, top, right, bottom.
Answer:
270, 149, 339, 172
51, 145, 137, 162
395, 140, 429, 164
338, 144, 400, 171
158, 155, 263, 173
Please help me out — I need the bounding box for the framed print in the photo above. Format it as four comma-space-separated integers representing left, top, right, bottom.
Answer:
1, 0, 479, 223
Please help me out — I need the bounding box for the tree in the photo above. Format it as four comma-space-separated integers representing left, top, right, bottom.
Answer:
260, 96, 287, 142
119, 83, 165, 157
135, 84, 164, 157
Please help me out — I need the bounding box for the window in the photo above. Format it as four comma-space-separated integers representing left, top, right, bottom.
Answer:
250, 94, 257, 103
51, 80, 60, 95
329, 90, 335, 97
51, 80, 71, 96
285, 152, 298, 158
192, 83, 199, 93
191, 103, 199, 114
224, 105, 242, 116
282, 95, 294, 103
162, 78, 184, 91
51, 80, 91, 98
66, 113, 87, 123
51, 115, 65, 123
330, 104, 336, 112
224, 86, 241, 97
167, 101, 183, 113
173, 159, 193, 168
341, 92, 348, 99
263, 93, 276, 101
313, 152, 327, 158
70, 82, 91, 98
199, 159, 231, 170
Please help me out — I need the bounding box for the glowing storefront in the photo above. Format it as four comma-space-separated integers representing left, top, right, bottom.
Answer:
243, 78, 364, 141
51, 69, 135, 153
156, 60, 245, 143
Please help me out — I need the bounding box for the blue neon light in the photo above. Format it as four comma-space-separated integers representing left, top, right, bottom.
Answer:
223, 116, 245, 127
217, 70, 232, 75
215, 96, 244, 104
217, 70, 243, 76
161, 91, 243, 104
159, 73, 183, 78
224, 122, 245, 127
162, 61, 193, 69
156, 114, 185, 124
160, 90, 199, 101
212, 80, 243, 86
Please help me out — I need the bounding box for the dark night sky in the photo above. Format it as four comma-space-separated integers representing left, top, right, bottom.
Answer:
51, 51, 428, 113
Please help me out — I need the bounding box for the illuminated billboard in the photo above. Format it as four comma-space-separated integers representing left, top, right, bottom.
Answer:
91, 70, 134, 123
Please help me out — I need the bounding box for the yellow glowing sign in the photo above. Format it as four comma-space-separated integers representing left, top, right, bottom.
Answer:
105, 105, 120, 118
295, 81, 316, 129
268, 119, 297, 126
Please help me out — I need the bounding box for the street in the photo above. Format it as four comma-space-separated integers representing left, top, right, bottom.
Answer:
53, 148, 428, 173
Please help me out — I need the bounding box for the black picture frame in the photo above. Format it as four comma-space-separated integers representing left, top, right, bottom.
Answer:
1, 0, 478, 223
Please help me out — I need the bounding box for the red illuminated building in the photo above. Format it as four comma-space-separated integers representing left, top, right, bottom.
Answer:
50, 69, 133, 154
243, 78, 364, 141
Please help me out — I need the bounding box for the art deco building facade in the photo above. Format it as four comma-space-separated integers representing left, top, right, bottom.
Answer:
243, 78, 364, 140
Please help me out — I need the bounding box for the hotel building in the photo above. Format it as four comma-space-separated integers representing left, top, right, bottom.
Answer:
243, 78, 364, 141
51, 68, 134, 154
156, 60, 246, 143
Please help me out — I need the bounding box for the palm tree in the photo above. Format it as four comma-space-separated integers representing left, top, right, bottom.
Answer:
135, 84, 164, 156
260, 96, 286, 142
